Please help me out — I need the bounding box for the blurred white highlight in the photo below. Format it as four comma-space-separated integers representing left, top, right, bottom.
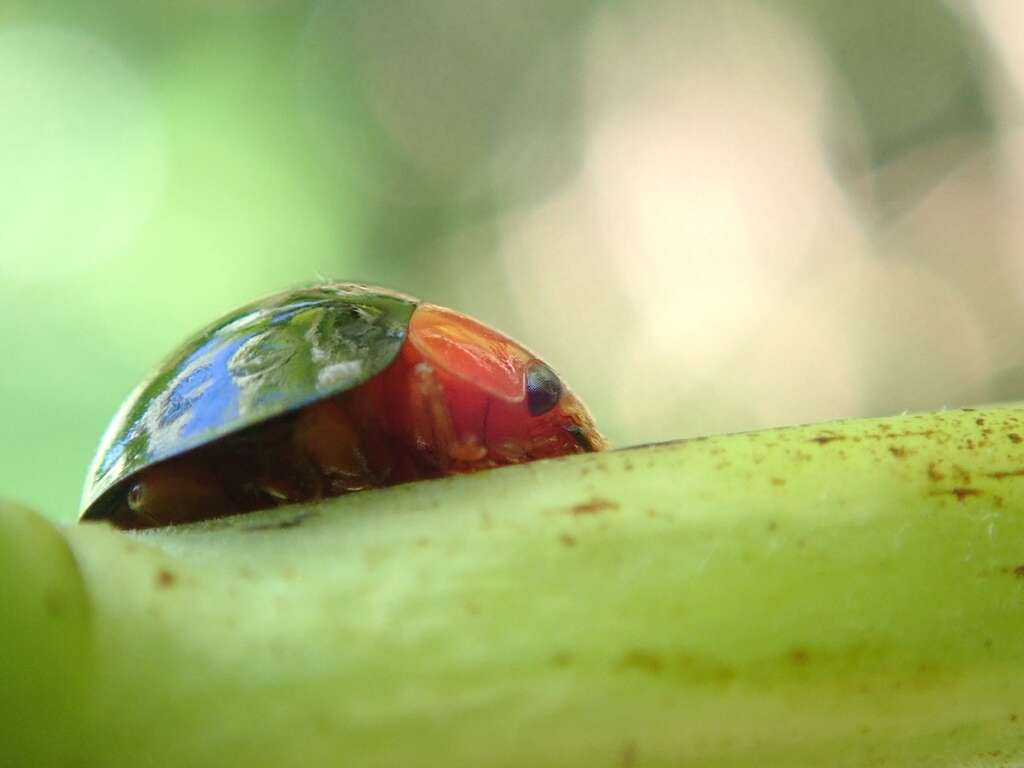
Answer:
502, 2, 869, 438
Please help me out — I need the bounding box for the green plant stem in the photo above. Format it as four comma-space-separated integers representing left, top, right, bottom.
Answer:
4, 406, 1024, 766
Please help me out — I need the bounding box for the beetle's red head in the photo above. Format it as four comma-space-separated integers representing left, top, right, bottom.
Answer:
404, 304, 606, 464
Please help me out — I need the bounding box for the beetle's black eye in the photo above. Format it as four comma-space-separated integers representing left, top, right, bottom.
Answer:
526, 362, 562, 416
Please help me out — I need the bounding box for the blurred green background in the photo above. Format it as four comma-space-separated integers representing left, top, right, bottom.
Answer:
2, 1, 1023, 521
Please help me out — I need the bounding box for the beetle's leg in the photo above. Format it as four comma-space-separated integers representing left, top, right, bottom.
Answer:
410, 362, 455, 471
408, 362, 488, 471
246, 459, 323, 506
341, 381, 395, 484
125, 458, 236, 527
221, 418, 324, 507
293, 397, 375, 493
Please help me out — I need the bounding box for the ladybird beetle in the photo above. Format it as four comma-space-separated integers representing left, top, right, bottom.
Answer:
80, 284, 606, 528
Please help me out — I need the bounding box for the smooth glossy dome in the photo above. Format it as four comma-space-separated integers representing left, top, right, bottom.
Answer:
80, 284, 418, 520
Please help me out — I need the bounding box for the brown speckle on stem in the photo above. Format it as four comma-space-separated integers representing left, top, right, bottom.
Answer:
570, 497, 618, 515
810, 433, 842, 445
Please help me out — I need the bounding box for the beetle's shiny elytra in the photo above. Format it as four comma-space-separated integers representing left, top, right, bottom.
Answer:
80, 283, 606, 528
